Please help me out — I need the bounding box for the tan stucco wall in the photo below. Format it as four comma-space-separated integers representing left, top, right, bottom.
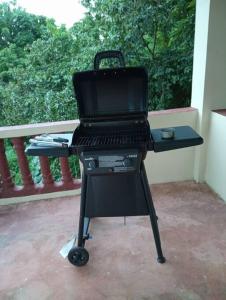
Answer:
205, 112, 226, 201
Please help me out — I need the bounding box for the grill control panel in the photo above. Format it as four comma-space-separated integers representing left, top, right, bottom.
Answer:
80, 149, 141, 175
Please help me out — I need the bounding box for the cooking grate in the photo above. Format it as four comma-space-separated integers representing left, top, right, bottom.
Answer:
76, 134, 147, 147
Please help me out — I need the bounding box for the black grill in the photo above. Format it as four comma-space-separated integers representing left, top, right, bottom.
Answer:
25, 50, 203, 267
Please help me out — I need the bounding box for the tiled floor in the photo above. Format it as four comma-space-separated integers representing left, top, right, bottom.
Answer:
1, 181, 226, 300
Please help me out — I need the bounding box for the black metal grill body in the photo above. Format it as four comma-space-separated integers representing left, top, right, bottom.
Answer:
70, 52, 153, 216
72, 117, 154, 220
69, 51, 166, 265
25, 51, 203, 267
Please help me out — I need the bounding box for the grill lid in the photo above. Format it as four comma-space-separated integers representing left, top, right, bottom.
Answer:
72, 51, 148, 120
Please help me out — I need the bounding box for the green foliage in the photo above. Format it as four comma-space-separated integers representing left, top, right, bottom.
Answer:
80, 0, 195, 110
0, 0, 195, 126
0, 1, 47, 49
28, 155, 42, 184
0, 0, 195, 184
5, 139, 22, 185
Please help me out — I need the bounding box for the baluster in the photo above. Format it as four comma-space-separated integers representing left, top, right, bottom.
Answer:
59, 157, 73, 185
12, 137, 34, 189
0, 139, 14, 190
39, 156, 54, 187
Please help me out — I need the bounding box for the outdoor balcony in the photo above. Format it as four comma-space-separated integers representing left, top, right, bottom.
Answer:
0, 107, 199, 204
1, 0, 226, 297
0, 107, 226, 299
1, 106, 226, 204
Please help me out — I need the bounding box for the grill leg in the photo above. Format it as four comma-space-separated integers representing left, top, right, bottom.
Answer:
140, 162, 166, 264
77, 172, 88, 247
68, 173, 90, 267
82, 217, 91, 246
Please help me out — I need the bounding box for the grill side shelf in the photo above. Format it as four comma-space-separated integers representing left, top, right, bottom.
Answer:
25, 134, 73, 157
25, 145, 71, 157
151, 126, 203, 152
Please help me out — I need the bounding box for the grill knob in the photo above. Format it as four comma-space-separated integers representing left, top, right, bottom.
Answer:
122, 158, 132, 167
88, 159, 97, 169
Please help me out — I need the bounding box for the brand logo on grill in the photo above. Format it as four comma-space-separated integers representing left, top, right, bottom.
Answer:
128, 154, 137, 158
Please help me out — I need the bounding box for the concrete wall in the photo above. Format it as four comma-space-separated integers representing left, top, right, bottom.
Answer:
205, 112, 226, 201
145, 108, 199, 184
191, 0, 226, 181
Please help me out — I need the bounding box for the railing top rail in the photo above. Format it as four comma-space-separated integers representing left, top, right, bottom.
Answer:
148, 107, 196, 116
0, 119, 80, 139
0, 107, 196, 139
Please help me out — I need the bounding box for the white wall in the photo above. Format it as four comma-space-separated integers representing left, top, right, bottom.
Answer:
205, 112, 226, 201
144, 108, 200, 184
191, 0, 226, 181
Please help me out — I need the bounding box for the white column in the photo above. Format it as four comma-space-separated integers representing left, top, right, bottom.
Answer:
191, 0, 226, 181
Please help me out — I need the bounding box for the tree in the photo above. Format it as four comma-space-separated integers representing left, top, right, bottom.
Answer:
0, 1, 48, 49
81, 0, 195, 109
0, 0, 195, 126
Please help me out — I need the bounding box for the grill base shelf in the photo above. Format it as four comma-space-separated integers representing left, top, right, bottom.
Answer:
85, 171, 149, 217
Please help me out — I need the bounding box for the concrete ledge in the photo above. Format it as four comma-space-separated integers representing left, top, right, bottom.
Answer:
212, 109, 226, 117
148, 107, 196, 116
0, 188, 81, 206
0, 108, 196, 139
0, 119, 80, 138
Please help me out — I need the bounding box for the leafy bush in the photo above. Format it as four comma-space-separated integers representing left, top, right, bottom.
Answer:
5, 140, 22, 185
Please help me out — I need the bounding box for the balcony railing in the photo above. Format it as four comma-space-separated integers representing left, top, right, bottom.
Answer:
0, 120, 81, 201
0, 107, 198, 204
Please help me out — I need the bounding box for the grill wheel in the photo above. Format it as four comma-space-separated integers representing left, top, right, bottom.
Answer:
68, 247, 89, 267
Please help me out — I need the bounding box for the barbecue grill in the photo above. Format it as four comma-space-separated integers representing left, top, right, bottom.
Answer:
26, 50, 203, 267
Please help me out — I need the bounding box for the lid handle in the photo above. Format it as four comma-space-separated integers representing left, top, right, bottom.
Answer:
94, 50, 125, 70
